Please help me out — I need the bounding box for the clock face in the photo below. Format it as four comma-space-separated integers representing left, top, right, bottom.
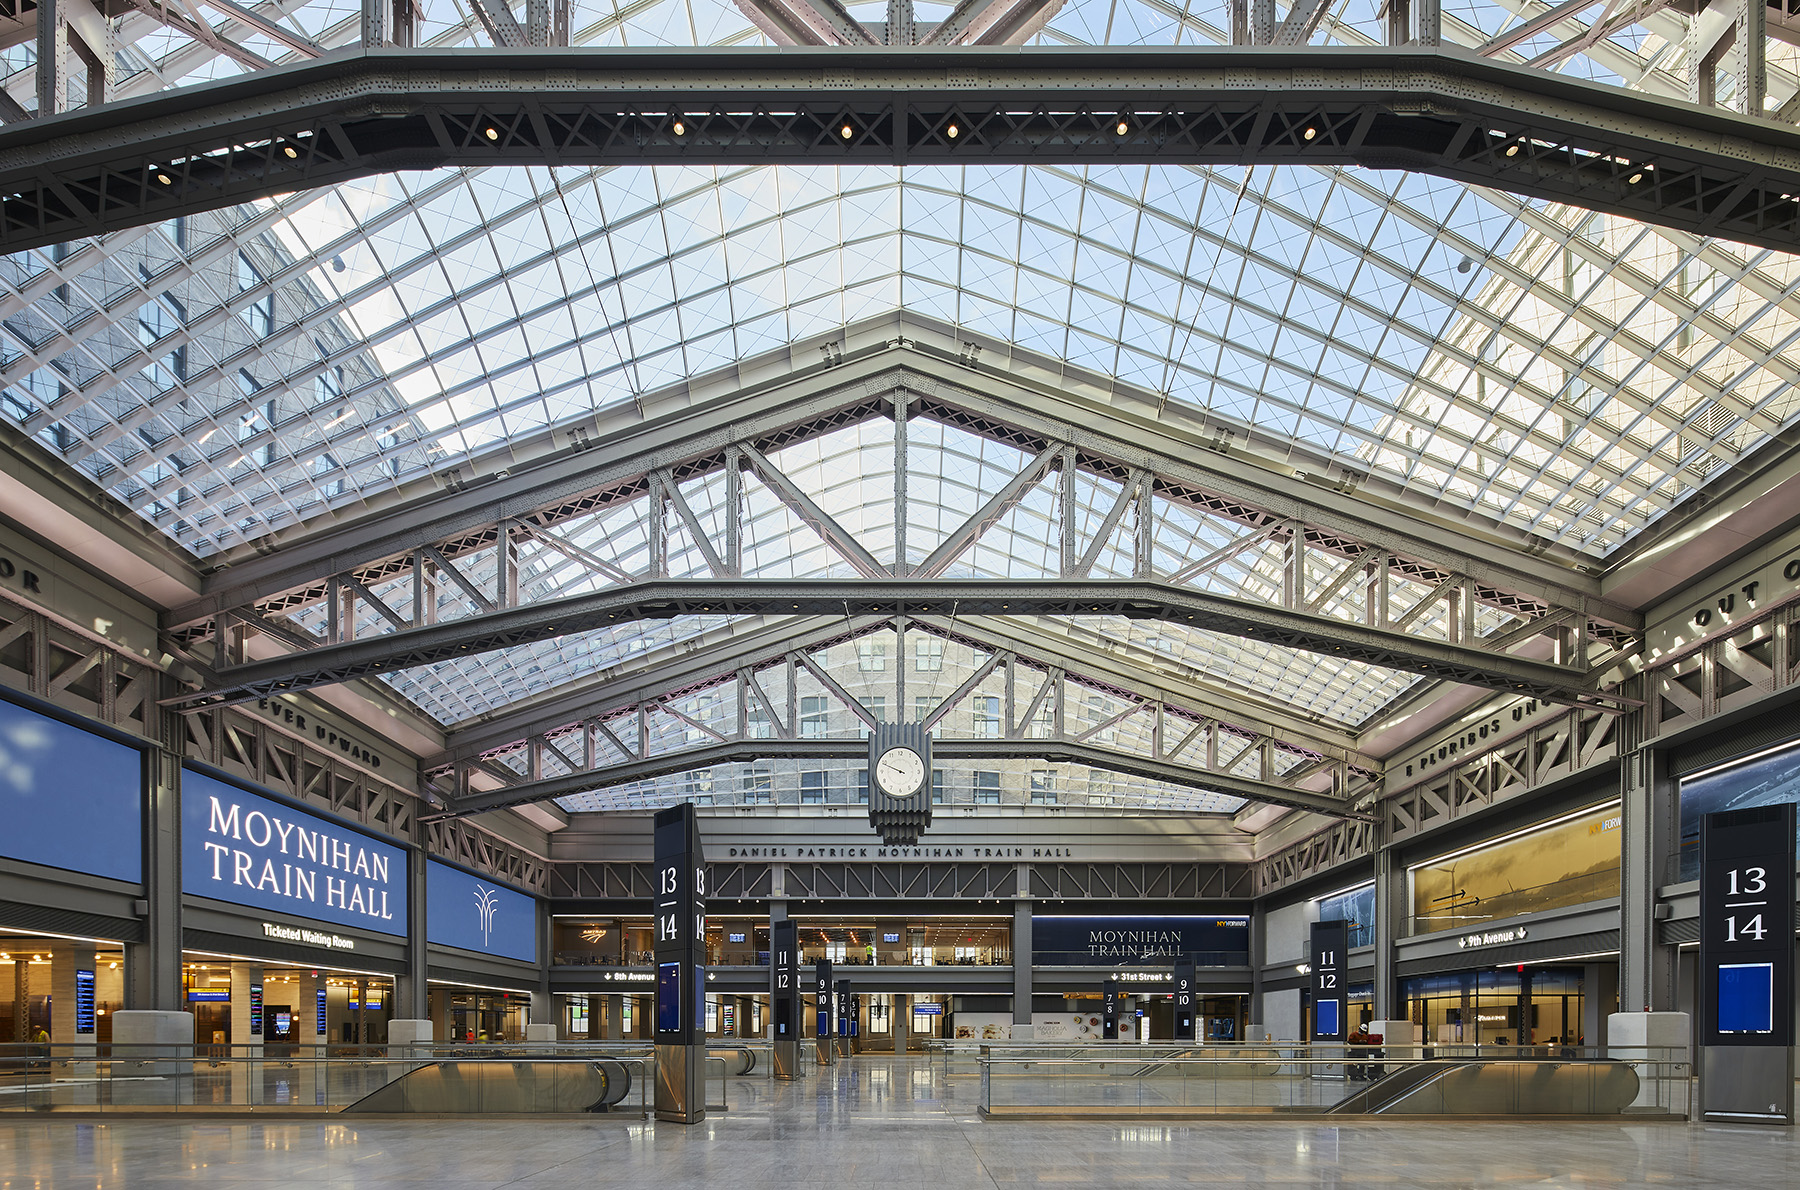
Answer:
874, 747, 925, 798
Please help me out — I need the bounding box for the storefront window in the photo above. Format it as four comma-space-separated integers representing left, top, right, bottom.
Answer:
1, 939, 126, 1045
552, 919, 659, 966
1409, 803, 1621, 935
1400, 968, 1588, 1046
431, 987, 528, 1044
181, 958, 393, 1051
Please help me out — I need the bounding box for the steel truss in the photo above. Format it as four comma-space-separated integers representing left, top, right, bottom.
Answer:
3, 46, 1800, 252
162, 347, 1634, 725
173, 575, 1604, 708
165, 346, 1635, 642
419, 614, 1381, 820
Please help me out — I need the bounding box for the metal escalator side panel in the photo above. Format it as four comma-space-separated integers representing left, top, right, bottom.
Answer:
343, 1061, 619, 1114
1325, 1061, 1471, 1114
1368, 1060, 1642, 1116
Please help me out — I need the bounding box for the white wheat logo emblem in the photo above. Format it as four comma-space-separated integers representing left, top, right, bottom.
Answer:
473, 886, 499, 946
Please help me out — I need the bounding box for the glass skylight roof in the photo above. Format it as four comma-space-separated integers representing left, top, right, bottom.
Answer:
1, 0, 1796, 814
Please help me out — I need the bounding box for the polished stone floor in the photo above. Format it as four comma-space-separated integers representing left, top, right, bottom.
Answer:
0, 1055, 1793, 1187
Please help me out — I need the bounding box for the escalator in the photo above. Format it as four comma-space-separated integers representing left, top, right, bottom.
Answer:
1326, 1060, 1470, 1113
1128, 1048, 1284, 1079
1327, 1059, 1641, 1115
344, 1058, 634, 1114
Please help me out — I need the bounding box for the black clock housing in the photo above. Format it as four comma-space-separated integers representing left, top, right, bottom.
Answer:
867, 722, 932, 846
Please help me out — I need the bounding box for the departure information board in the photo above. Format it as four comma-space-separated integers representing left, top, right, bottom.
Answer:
74, 970, 95, 1035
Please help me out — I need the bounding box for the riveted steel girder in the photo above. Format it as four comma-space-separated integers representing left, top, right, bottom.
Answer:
168, 577, 1602, 711
3, 46, 1800, 252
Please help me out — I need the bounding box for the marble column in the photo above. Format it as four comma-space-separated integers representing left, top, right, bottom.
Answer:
51, 944, 96, 1079
229, 964, 264, 1055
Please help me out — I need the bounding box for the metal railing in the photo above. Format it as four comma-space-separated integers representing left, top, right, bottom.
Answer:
970, 1042, 1690, 1119
0, 1040, 756, 1114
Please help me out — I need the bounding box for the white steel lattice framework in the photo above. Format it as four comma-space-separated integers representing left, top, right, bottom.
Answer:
1, 0, 1798, 817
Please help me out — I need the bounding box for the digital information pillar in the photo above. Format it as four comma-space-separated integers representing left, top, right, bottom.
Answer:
836, 980, 853, 1056
1102, 979, 1120, 1040
771, 918, 800, 1080
1172, 958, 1197, 1043
815, 959, 836, 1065
1310, 919, 1348, 1048
653, 802, 707, 1123
1699, 803, 1796, 1125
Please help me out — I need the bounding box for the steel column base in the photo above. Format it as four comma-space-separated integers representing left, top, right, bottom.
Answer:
773, 1039, 800, 1080
1701, 1045, 1795, 1124
654, 1043, 706, 1124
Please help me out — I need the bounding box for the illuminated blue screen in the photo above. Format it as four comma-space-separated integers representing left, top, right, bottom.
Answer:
0, 697, 142, 881
1316, 999, 1340, 1038
1718, 963, 1775, 1033
657, 963, 681, 1033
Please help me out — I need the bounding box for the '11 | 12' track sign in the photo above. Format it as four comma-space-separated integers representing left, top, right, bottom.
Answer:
1311, 919, 1348, 1041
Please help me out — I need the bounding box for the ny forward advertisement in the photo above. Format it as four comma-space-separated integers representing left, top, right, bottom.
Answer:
182, 768, 407, 937
427, 859, 538, 964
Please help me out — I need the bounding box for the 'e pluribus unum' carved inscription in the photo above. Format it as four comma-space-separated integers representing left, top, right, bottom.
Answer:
199, 796, 395, 923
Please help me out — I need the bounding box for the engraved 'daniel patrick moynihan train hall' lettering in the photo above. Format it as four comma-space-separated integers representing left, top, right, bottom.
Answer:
200, 795, 395, 923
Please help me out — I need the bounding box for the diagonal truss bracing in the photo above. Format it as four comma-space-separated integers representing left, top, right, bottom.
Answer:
420, 615, 1379, 820
159, 344, 1636, 729
163, 346, 1636, 631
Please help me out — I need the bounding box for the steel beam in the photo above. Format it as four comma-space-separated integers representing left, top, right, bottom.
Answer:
466, 0, 527, 46
424, 610, 1377, 782
920, 0, 1068, 45
430, 737, 1373, 820
929, 615, 1374, 768
730, 0, 877, 45
195, 0, 325, 56
0, 47, 1799, 251
169, 577, 1600, 710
